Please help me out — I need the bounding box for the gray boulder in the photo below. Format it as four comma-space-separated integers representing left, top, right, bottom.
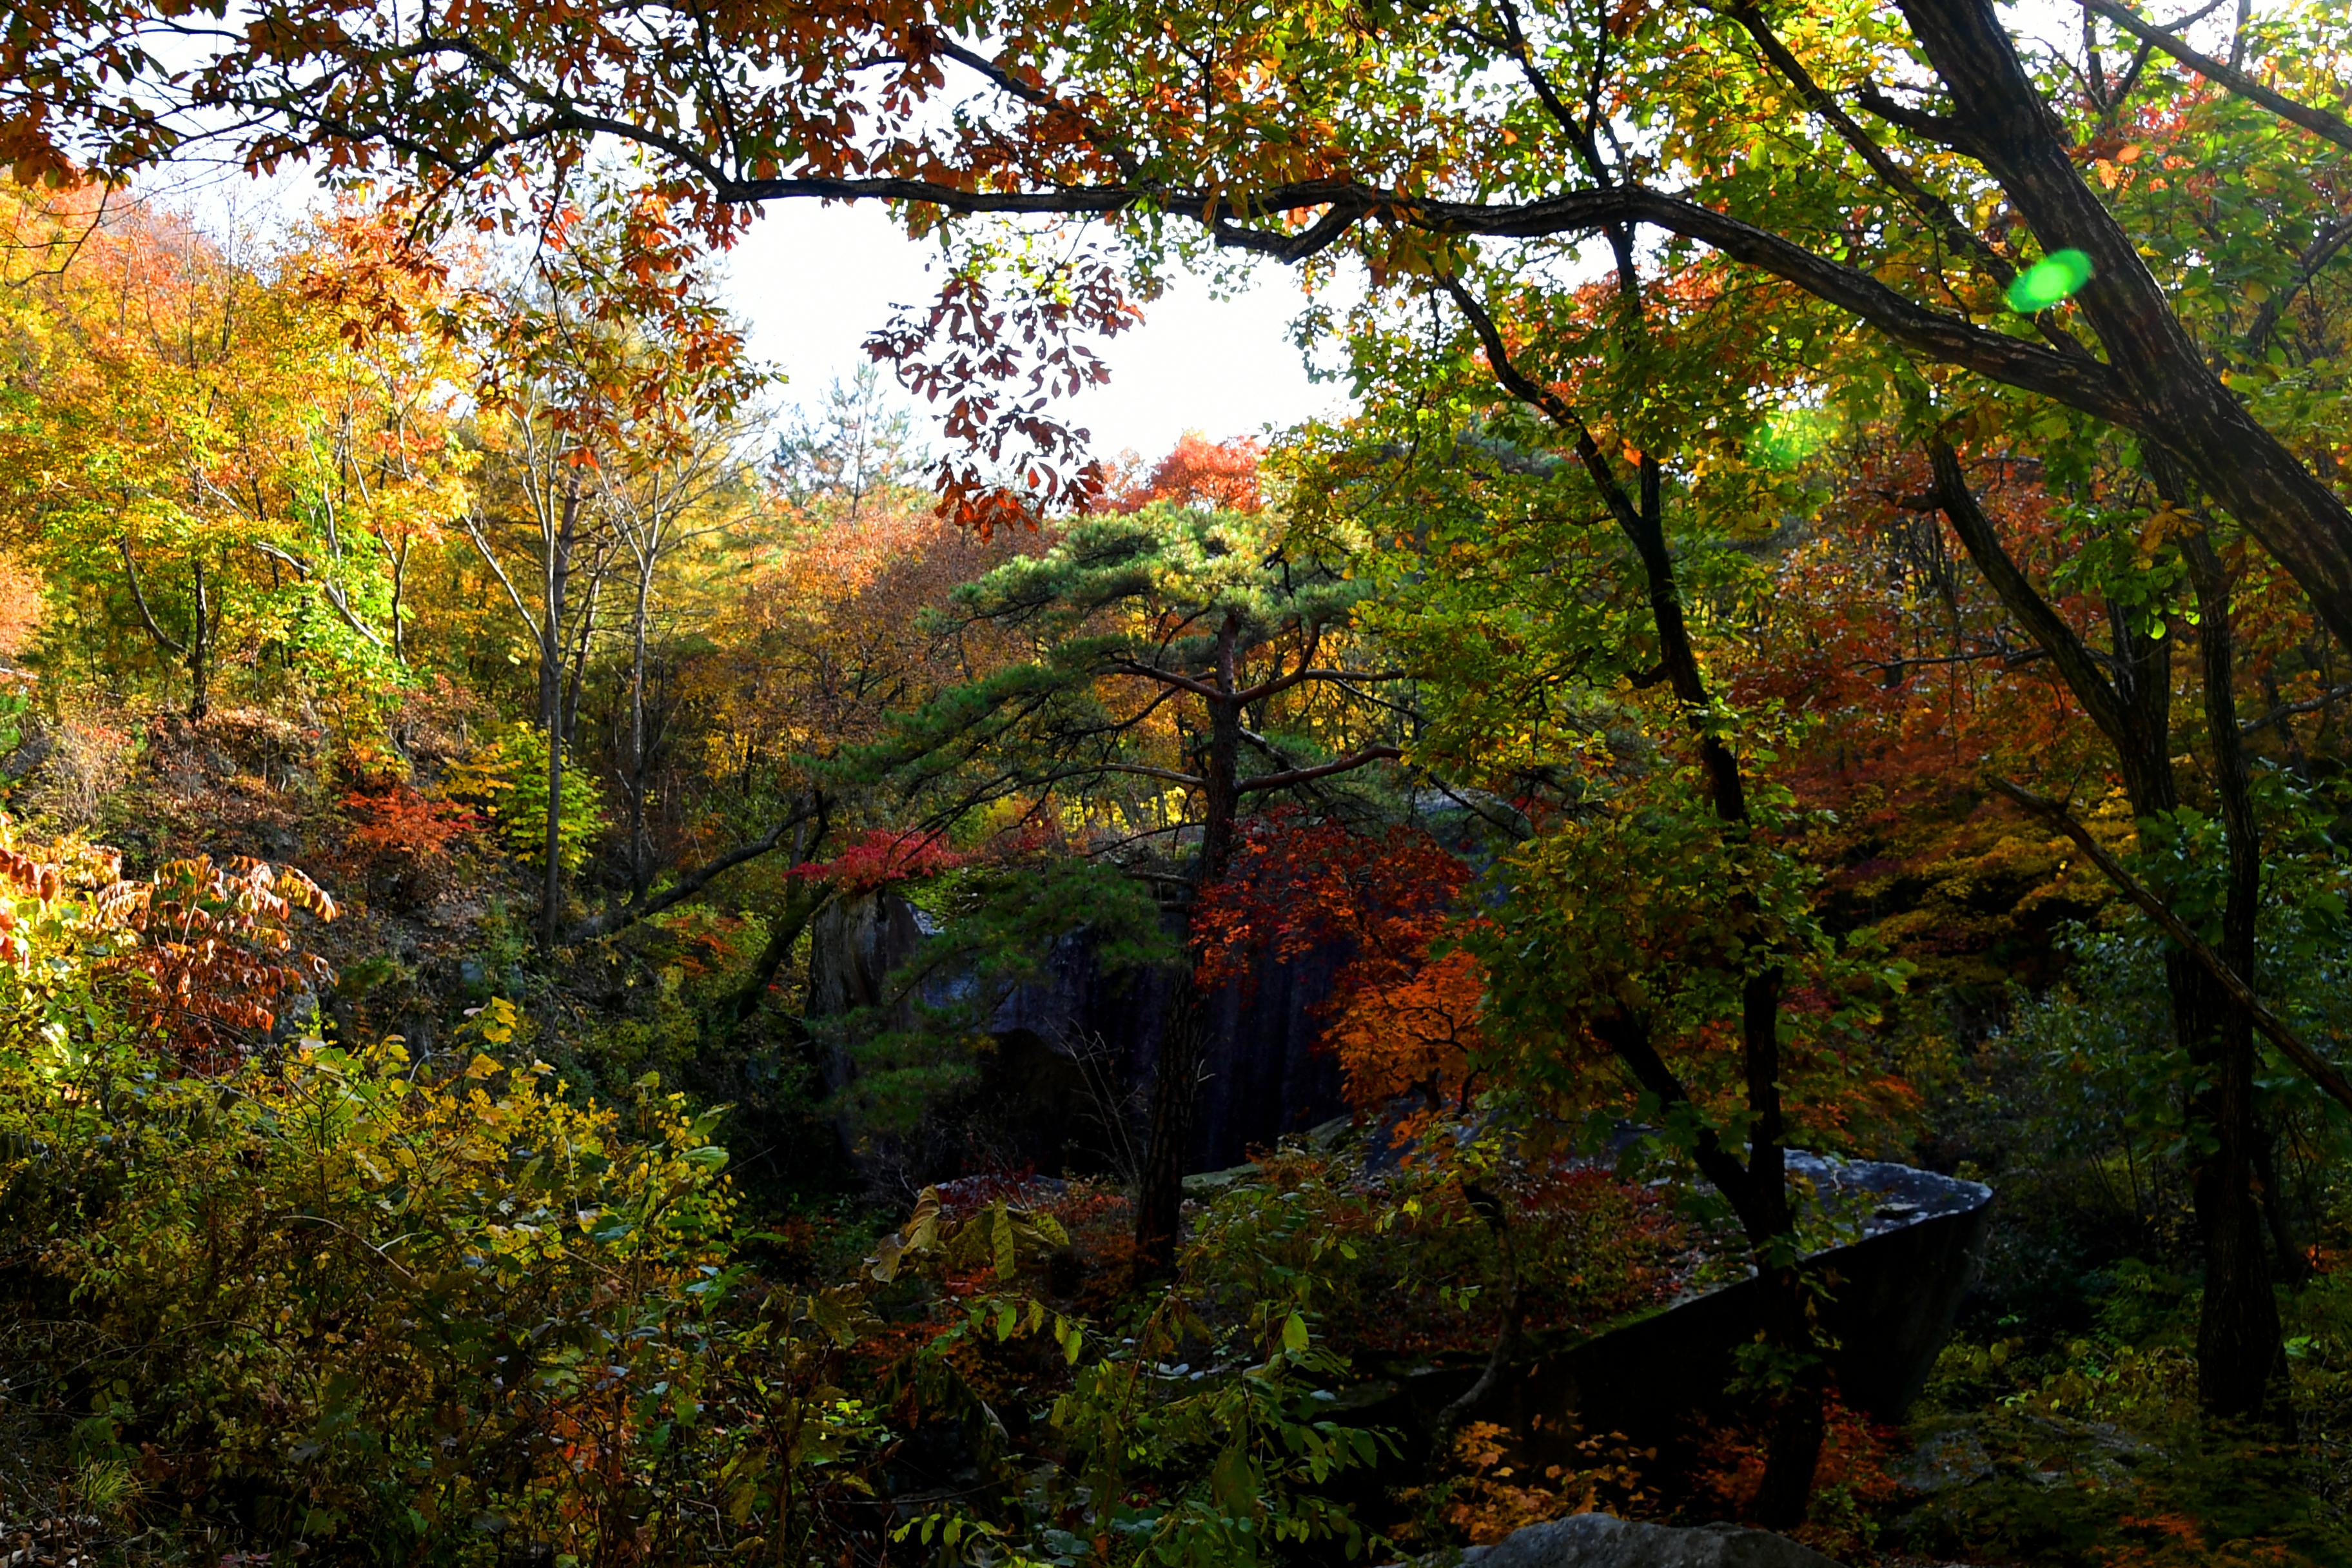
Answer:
1460, 1514, 1844, 1568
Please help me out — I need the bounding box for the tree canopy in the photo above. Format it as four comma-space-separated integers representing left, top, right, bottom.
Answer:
0, 2, 2351, 1562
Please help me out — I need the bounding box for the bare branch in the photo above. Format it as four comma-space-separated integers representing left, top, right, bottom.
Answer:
2239, 680, 2352, 738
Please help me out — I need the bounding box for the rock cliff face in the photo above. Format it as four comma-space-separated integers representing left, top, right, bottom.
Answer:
803, 890, 1351, 1186
805, 891, 927, 1021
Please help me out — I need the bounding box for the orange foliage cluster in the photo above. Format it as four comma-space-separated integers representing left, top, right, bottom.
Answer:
1195, 810, 1480, 1112
89, 855, 338, 1064
1736, 452, 2130, 983
1400, 1421, 1656, 1547
0, 840, 68, 964
1108, 431, 1264, 513
729, 499, 1025, 776
344, 782, 481, 866
0, 554, 43, 657
1687, 1397, 1899, 1557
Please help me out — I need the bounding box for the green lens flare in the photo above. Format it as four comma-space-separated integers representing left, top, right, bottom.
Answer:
1748, 406, 1834, 470
2006, 248, 2094, 312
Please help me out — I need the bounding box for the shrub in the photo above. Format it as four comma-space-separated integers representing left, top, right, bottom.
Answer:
93, 852, 338, 1063
0, 1004, 887, 1564
444, 721, 609, 873
342, 779, 482, 906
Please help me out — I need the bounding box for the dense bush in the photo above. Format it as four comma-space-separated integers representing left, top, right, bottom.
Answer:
0, 1004, 896, 1564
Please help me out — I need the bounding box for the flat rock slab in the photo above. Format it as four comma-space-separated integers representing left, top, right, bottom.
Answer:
1460, 1514, 1845, 1568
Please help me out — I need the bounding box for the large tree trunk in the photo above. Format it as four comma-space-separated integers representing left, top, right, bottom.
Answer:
1612, 449, 1822, 1525
1938, 449, 2285, 1415
1449, 267, 1821, 1516
1898, 0, 2352, 651
1132, 979, 1206, 1277
1195, 616, 1244, 877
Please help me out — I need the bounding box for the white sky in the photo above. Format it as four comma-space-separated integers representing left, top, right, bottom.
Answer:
127, 0, 2243, 471
723, 202, 1353, 464
166, 170, 1353, 466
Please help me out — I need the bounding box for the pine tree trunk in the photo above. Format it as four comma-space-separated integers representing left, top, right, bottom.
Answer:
1133, 615, 1244, 1279
1132, 979, 1205, 1278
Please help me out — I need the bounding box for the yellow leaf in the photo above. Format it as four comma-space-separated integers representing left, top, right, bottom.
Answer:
2137, 505, 2186, 559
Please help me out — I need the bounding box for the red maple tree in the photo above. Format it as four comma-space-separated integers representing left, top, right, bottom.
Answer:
1195, 809, 1483, 1113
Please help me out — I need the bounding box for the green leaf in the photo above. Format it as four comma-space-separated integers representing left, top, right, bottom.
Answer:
992, 1202, 1016, 1280
1210, 1443, 1259, 1516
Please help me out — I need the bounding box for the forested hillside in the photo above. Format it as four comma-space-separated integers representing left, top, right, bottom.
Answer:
1, 0, 2351, 1563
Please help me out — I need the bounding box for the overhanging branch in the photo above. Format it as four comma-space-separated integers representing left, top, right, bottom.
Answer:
1993, 776, 2352, 1117
1235, 743, 1404, 793
564, 796, 821, 945
2077, 0, 2352, 155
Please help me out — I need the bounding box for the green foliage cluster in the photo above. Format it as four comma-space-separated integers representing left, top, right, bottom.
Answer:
0, 996, 894, 1564
1899, 1264, 2352, 1567
446, 721, 612, 874
812, 857, 1175, 1141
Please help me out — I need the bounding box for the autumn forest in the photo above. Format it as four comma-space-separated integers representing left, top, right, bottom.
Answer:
0, 0, 2349, 1563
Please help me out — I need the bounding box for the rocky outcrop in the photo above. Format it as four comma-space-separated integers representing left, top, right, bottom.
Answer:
1461, 1515, 1843, 1568
803, 890, 1350, 1184
1328, 1153, 1991, 1493
805, 891, 929, 1021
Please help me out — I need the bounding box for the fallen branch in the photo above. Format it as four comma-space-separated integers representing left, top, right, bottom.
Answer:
1992, 776, 2352, 1117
